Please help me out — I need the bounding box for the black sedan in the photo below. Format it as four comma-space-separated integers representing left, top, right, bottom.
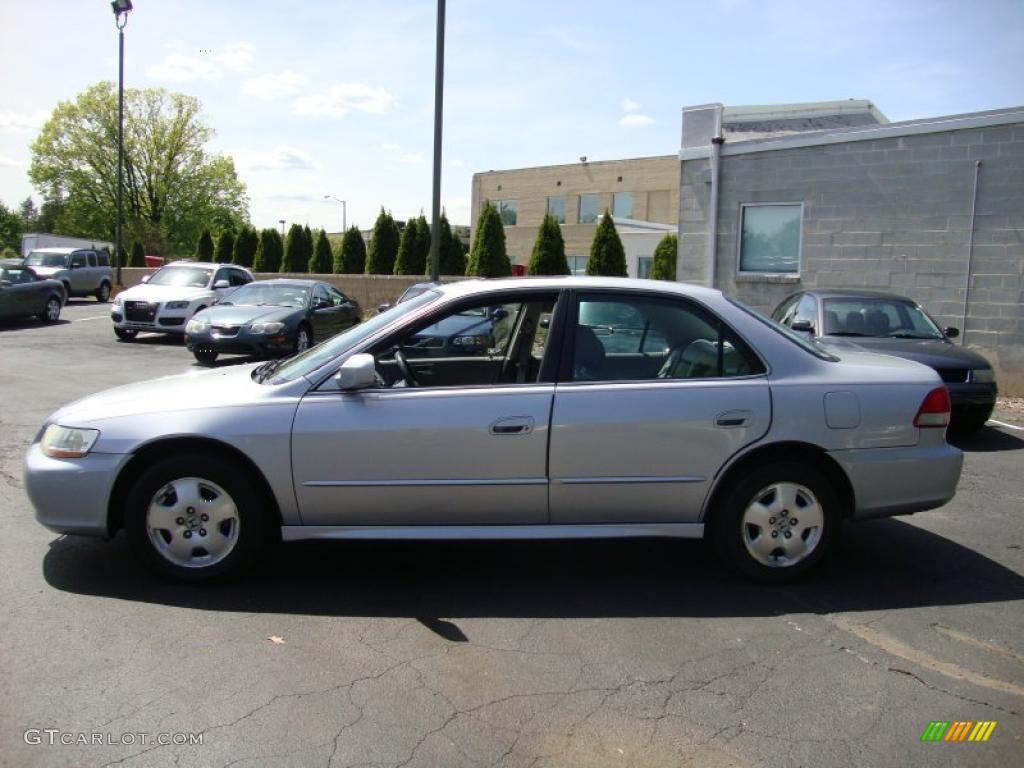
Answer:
185, 279, 361, 364
0, 264, 65, 324
772, 289, 997, 432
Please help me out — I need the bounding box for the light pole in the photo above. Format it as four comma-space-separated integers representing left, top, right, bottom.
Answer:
323, 195, 347, 233
111, 0, 132, 286
429, 0, 446, 282
279, 219, 286, 236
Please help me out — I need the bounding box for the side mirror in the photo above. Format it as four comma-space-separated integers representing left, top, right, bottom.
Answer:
790, 320, 815, 334
312, 297, 329, 310
377, 302, 392, 313
944, 327, 960, 339
489, 307, 509, 320
334, 353, 377, 391
213, 279, 230, 289
140, 274, 151, 283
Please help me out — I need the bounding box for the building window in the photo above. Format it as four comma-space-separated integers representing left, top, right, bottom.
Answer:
546, 196, 566, 223
611, 192, 634, 219
637, 256, 653, 279
495, 199, 518, 226
578, 194, 599, 224
569, 255, 588, 275
738, 203, 802, 274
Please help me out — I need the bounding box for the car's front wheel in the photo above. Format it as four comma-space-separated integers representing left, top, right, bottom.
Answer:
124, 454, 271, 581
294, 324, 312, 355
710, 462, 839, 583
114, 328, 137, 341
39, 296, 62, 323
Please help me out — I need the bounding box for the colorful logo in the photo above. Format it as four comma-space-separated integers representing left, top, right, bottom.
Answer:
921, 721, 997, 742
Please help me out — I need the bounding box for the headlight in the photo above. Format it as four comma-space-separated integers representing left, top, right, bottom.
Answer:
186, 319, 208, 334
166, 301, 191, 310
971, 368, 995, 384
112, 296, 123, 306
41, 425, 100, 459
251, 322, 285, 334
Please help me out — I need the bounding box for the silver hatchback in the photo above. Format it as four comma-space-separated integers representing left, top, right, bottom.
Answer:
25, 278, 963, 582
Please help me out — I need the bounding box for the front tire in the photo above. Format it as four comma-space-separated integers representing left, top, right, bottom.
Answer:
124, 454, 271, 581
710, 462, 839, 583
294, 324, 312, 355
114, 328, 137, 341
40, 296, 62, 323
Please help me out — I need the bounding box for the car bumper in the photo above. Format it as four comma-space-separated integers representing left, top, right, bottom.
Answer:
830, 441, 963, 520
111, 310, 188, 334
24, 443, 130, 537
947, 382, 997, 424
186, 331, 294, 356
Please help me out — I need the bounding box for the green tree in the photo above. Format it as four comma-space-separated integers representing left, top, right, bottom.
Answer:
18, 197, 39, 231
394, 214, 430, 275
650, 234, 678, 281
129, 239, 146, 267
528, 214, 570, 276
196, 228, 214, 261
466, 202, 511, 277
438, 213, 466, 276
365, 209, 400, 274
29, 82, 248, 257
282, 223, 306, 273
303, 225, 314, 271
215, 229, 235, 263
414, 216, 431, 275
587, 211, 627, 277
253, 228, 283, 273
337, 226, 366, 273
310, 229, 333, 274
0, 200, 22, 252
232, 226, 258, 267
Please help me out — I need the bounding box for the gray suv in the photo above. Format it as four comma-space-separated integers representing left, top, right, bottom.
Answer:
22, 247, 114, 302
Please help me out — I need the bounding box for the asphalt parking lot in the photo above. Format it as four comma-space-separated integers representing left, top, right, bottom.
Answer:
1, 301, 1022, 768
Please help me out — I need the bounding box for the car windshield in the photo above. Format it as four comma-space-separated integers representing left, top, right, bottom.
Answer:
727, 297, 838, 361
397, 282, 440, 303
1, 267, 35, 284
822, 298, 944, 339
221, 283, 309, 308
266, 289, 441, 384
147, 266, 214, 288
24, 252, 67, 268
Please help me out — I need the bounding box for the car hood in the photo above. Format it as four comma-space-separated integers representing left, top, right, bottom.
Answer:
193, 304, 300, 326
820, 336, 991, 370
29, 266, 65, 277
117, 283, 213, 303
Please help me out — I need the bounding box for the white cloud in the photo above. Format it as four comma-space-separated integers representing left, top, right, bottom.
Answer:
291, 83, 396, 118
620, 113, 655, 126
381, 143, 401, 151
147, 54, 222, 82
242, 71, 307, 99
400, 153, 424, 164
621, 97, 641, 112
219, 42, 254, 73
232, 145, 319, 173
0, 154, 25, 168
0, 110, 47, 131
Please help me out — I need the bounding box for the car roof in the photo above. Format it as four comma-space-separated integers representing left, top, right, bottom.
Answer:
799, 288, 917, 302
243, 278, 317, 287
29, 247, 78, 254
164, 261, 249, 269
433, 276, 724, 301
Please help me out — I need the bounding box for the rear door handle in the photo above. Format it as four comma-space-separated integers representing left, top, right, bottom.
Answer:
489, 417, 534, 435
716, 410, 754, 428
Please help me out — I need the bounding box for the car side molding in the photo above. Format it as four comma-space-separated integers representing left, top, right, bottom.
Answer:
281, 523, 705, 542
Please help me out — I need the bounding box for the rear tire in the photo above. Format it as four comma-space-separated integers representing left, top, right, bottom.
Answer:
709, 461, 839, 583
123, 454, 271, 582
96, 282, 111, 302
114, 328, 137, 341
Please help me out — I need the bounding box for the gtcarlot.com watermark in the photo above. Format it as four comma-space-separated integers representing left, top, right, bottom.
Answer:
24, 729, 203, 747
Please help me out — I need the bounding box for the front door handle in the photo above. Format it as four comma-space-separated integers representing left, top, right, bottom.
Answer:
489, 416, 534, 435
716, 410, 753, 428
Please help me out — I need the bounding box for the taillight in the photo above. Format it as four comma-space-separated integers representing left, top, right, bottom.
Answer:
914, 387, 951, 428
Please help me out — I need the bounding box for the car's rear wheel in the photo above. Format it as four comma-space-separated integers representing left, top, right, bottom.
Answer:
96, 282, 111, 302
114, 328, 137, 341
40, 296, 62, 323
710, 462, 839, 583
124, 454, 271, 581
194, 349, 218, 365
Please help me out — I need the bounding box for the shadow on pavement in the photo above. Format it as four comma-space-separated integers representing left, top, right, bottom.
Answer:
0, 318, 70, 331
949, 425, 1024, 453
43, 518, 1024, 620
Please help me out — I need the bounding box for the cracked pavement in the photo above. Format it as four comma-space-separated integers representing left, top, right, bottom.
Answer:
1, 302, 1022, 767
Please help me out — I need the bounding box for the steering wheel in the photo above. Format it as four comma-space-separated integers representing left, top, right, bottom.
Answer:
393, 348, 419, 387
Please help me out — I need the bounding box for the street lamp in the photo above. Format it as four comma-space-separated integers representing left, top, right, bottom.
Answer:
429, 0, 446, 282
323, 195, 346, 233
279, 219, 286, 236
111, 0, 133, 286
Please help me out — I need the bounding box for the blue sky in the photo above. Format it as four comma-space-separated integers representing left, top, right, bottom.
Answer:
1, 0, 1022, 232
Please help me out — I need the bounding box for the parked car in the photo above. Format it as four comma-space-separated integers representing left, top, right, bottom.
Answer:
23, 247, 113, 302
376, 281, 440, 313
772, 289, 997, 432
185, 279, 362, 364
26, 277, 963, 583
110, 261, 254, 341
0, 264, 65, 323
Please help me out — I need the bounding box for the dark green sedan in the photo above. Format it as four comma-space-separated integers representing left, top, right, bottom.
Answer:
185, 279, 361, 364
0, 264, 65, 323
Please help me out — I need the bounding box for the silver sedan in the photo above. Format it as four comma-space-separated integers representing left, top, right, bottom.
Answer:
25, 277, 963, 582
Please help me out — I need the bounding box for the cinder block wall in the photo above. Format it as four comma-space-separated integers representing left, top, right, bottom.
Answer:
680, 123, 1024, 394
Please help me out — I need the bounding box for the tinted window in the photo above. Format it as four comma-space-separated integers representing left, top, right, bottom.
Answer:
228, 269, 249, 286
822, 297, 943, 339
25, 252, 67, 268
70, 252, 88, 268
96, 251, 110, 267
87, 252, 97, 267
313, 284, 331, 305
578, 193, 599, 224
328, 286, 349, 305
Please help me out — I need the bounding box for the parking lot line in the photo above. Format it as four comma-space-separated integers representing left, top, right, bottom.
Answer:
988, 419, 1024, 432
72, 316, 110, 322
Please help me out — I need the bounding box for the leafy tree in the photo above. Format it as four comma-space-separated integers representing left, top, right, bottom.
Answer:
310, 229, 333, 274
303, 225, 314, 270
650, 234, 678, 281
253, 228, 283, 273
129, 239, 146, 267
438, 212, 466, 276
528, 214, 570, 276
18, 197, 39, 231
196, 228, 214, 261
414, 216, 431, 275
365, 209, 400, 275
587, 211, 627, 277
215, 230, 235, 263
232, 226, 258, 267
34, 198, 64, 234
29, 82, 248, 257
0, 200, 22, 251
337, 226, 366, 273
394, 214, 430, 275
466, 202, 511, 277
282, 223, 306, 273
